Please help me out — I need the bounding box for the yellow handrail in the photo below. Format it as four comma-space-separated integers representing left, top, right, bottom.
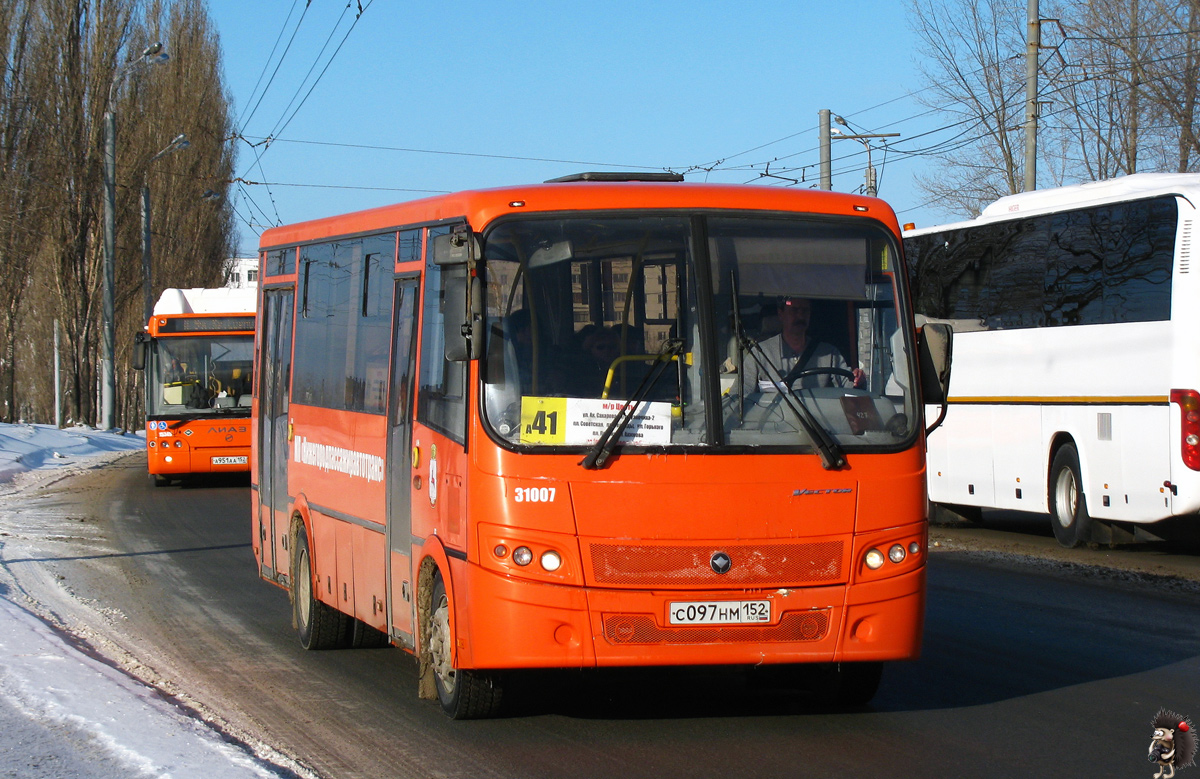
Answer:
600, 353, 692, 399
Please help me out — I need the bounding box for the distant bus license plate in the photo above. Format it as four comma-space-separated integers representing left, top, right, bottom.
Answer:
211, 456, 247, 465
668, 600, 771, 625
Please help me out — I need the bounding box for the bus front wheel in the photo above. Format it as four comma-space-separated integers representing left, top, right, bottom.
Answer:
428, 573, 503, 719
1050, 444, 1091, 548
812, 662, 884, 706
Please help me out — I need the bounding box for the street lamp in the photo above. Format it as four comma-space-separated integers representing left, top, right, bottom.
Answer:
831, 115, 900, 198
141, 133, 190, 323
101, 42, 169, 430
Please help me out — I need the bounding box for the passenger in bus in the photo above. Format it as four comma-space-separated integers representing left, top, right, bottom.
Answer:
740, 296, 863, 390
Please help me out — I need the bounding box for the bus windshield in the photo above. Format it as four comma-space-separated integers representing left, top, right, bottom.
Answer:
147, 335, 254, 416
481, 214, 915, 452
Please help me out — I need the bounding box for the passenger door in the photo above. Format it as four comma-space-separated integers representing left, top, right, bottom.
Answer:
385, 279, 419, 645
257, 288, 294, 582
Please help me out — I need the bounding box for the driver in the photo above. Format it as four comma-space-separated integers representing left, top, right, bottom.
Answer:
741, 296, 864, 390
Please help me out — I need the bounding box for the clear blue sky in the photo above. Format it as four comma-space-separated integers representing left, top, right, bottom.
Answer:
207, 1, 950, 256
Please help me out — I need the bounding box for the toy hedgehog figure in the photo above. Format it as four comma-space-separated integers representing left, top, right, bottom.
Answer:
1149, 708, 1197, 779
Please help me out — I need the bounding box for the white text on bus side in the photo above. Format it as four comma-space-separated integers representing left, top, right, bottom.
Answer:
513, 487, 556, 503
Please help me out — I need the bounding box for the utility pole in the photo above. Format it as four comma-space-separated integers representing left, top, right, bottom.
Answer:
819, 109, 832, 190
101, 42, 168, 430
101, 102, 117, 429
54, 320, 62, 428
141, 187, 153, 324
1024, 0, 1040, 192
830, 115, 900, 197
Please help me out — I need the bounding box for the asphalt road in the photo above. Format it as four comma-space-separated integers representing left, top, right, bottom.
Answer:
6, 454, 1200, 778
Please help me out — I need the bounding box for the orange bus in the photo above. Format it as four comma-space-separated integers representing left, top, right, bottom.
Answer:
251, 173, 952, 718
134, 287, 257, 485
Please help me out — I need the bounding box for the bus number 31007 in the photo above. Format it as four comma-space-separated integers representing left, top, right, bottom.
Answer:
513, 487, 557, 503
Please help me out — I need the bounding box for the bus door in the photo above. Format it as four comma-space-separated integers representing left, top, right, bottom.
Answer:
385, 279, 419, 645
258, 288, 294, 582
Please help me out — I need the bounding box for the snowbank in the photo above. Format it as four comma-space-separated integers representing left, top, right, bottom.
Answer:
0, 423, 143, 484
0, 423, 301, 777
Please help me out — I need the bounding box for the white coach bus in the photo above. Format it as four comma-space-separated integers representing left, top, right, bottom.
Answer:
903, 173, 1199, 547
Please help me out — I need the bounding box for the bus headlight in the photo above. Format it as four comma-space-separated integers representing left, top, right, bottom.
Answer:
864, 548, 886, 569
540, 550, 562, 572
512, 546, 533, 566
889, 544, 907, 564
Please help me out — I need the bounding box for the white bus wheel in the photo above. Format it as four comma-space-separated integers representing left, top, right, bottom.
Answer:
1049, 444, 1091, 548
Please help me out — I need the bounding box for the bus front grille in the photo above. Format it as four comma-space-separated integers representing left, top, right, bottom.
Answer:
588, 541, 844, 587
602, 610, 831, 645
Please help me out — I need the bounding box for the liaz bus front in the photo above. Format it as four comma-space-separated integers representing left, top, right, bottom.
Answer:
428, 178, 951, 716
134, 287, 257, 485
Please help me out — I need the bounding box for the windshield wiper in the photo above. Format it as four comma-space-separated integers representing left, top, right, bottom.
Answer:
580, 339, 683, 470
738, 334, 847, 470
727, 269, 844, 469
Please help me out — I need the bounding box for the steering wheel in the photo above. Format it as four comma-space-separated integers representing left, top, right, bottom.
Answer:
785, 367, 855, 387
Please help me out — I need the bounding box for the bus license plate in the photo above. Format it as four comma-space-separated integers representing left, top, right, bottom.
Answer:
668, 600, 771, 625
211, 456, 247, 465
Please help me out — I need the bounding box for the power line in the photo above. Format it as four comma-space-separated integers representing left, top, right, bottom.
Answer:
237, 0, 312, 131
1063, 28, 1200, 43
262, 0, 361, 143
235, 134, 666, 171
237, 2, 375, 186
233, 177, 449, 194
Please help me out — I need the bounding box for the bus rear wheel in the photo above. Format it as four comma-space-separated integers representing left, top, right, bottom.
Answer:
428, 573, 503, 719
292, 523, 350, 649
1050, 443, 1091, 548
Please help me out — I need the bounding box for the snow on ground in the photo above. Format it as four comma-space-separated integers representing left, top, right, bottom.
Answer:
0, 423, 298, 778
0, 423, 143, 484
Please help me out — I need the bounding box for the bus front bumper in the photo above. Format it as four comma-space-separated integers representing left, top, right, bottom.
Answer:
148, 445, 251, 475
456, 563, 924, 670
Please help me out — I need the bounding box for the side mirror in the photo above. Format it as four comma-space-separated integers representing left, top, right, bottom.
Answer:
917, 322, 953, 405
132, 332, 147, 371
442, 270, 483, 362
431, 229, 481, 266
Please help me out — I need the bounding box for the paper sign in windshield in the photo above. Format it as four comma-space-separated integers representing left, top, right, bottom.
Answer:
520, 397, 672, 446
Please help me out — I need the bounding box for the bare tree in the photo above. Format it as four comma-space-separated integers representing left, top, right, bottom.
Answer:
0, 1, 42, 422
112, 0, 237, 427
1141, 0, 1200, 171
909, 0, 1030, 216
910, 0, 1200, 219
3, 0, 237, 427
